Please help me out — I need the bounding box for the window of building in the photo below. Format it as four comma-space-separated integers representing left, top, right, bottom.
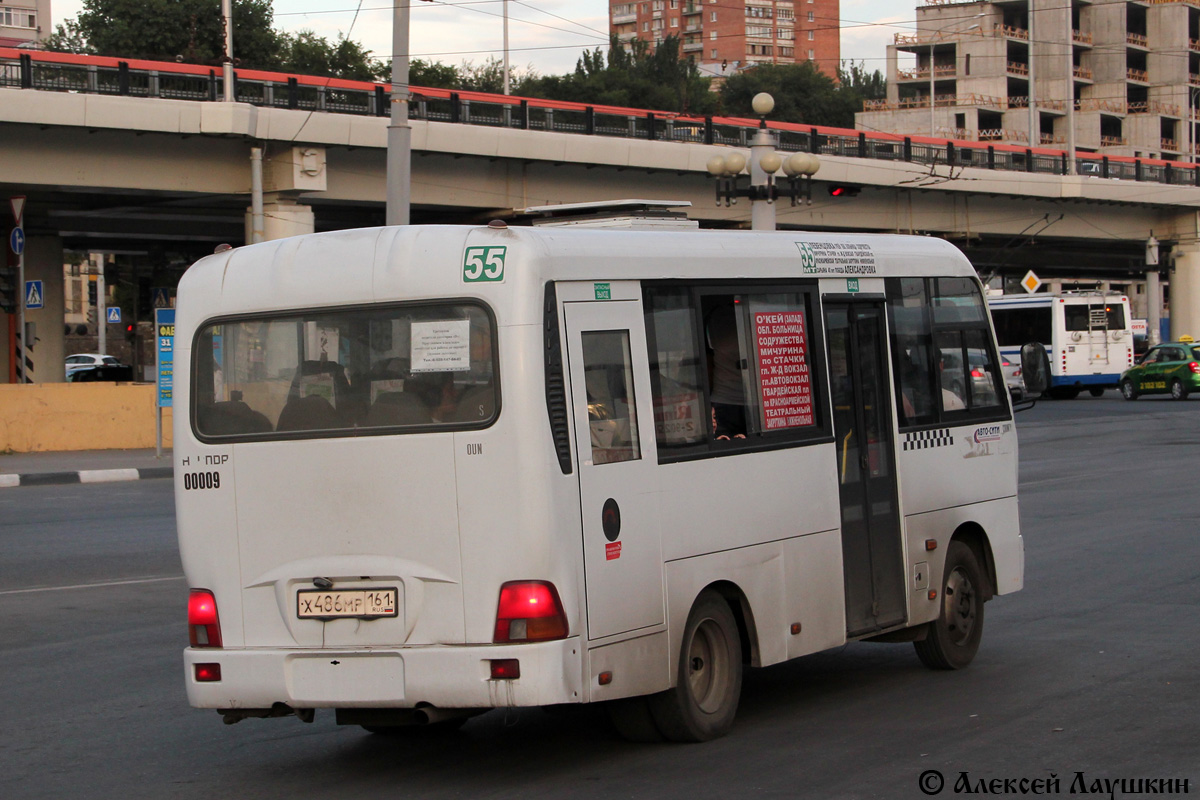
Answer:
670, 0, 678, 7
711, 11, 717, 21
671, 17, 679, 27
780, 46, 793, 57
747, 24, 772, 37
711, 30, 718, 39
644, 282, 828, 460
643, 21, 650, 31
652, 0, 664, 10
778, 28, 794, 40
808, 30, 814, 40
777, 9, 793, 19
711, 48, 719, 58
807, 49, 814, 59
0, 7, 37, 28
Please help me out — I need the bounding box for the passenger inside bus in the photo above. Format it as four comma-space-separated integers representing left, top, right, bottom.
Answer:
705, 302, 748, 440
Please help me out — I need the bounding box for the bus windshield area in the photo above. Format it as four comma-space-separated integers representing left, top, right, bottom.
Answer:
192, 303, 497, 440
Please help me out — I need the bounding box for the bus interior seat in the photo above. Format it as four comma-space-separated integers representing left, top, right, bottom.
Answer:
276, 394, 341, 431
450, 384, 495, 422
198, 400, 274, 435
366, 392, 432, 426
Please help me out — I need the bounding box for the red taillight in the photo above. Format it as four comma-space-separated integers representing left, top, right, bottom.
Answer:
188, 589, 223, 648
493, 581, 568, 643
971, 368, 984, 378
1190, 362, 1200, 375
489, 659, 521, 680
194, 663, 222, 682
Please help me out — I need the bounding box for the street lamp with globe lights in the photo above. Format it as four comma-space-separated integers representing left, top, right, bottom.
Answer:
706, 94, 820, 229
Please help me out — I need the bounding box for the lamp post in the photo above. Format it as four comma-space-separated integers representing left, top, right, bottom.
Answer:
387, 0, 412, 226
221, 0, 234, 101
707, 94, 820, 230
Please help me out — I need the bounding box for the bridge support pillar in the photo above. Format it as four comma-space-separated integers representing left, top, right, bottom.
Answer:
2, 235, 65, 383
1170, 242, 1200, 341
246, 194, 314, 242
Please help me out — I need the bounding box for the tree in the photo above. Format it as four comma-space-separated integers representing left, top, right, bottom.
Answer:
45, 0, 382, 81
719, 62, 861, 128
410, 59, 460, 90
521, 36, 717, 116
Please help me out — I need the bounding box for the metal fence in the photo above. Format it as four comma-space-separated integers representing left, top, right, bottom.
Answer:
4, 50, 1199, 189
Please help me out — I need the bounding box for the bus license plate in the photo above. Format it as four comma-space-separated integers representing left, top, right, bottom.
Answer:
297, 588, 398, 620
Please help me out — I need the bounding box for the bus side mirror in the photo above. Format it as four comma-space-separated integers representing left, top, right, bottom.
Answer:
1020, 342, 1050, 396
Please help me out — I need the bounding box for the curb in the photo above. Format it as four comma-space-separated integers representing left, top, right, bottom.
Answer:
0, 466, 173, 489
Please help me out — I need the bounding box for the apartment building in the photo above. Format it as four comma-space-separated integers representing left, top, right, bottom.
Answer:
0, 1, 50, 48
856, 0, 1200, 161
609, 0, 840, 79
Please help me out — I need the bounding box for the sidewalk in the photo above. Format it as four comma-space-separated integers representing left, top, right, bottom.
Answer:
0, 448, 173, 488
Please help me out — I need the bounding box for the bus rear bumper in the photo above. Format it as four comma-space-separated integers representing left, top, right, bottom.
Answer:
183, 638, 584, 711
1051, 374, 1120, 388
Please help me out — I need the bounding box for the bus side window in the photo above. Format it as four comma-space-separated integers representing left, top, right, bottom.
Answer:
644, 289, 707, 449
582, 331, 641, 465
887, 277, 937, 427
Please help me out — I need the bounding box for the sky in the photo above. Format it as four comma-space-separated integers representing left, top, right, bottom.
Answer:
49, 0, 916, 78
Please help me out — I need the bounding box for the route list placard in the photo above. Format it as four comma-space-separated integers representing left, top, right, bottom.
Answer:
754, 311, 814, 430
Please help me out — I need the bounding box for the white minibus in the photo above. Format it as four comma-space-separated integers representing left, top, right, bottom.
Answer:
175, 223, 1025, 741
987, 292, 1133, 399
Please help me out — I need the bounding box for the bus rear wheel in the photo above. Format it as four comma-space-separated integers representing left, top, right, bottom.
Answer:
914, 541, 985, 670
1171, 379, 1189, 400
1088, 387, 1105, 397
1120, 380, 1138, 401
1049, 386, 1080, 400
648, 591, 742, 742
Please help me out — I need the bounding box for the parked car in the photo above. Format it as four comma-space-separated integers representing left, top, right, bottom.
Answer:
1119, 339, 1200, 400
65, 353, 122, 376
1000, 356, 1023, 400
65, 364, 135, 382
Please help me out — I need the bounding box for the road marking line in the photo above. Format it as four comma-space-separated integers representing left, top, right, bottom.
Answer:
0, 575, 185, 596
0, 474, 18, 488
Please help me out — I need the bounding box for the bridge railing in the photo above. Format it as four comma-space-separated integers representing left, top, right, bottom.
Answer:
4, 47, 1199, 190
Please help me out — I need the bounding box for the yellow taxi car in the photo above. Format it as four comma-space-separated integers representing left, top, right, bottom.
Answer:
1119, 336, 1200, 400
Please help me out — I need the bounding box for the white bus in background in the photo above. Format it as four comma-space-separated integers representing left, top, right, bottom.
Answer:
987, 292, 1133, 399
175, 221, 1032, 742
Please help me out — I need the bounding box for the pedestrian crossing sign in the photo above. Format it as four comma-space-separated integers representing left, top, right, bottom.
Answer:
107, 306, 122, 323
24, 280, 43, 310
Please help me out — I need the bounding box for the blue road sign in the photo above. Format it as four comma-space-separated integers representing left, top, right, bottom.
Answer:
107, 306, 122, 324
25, 280, 43, 310
156, 309, 175, 408
9, 227, 24, 256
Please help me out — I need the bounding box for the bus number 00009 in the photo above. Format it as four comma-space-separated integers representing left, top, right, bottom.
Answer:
183, 471, 221, 490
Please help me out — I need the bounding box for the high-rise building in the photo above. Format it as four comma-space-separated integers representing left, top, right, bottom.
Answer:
609, 0, 841, 81
857, 0, 1200, 161
0, 1, 50, 48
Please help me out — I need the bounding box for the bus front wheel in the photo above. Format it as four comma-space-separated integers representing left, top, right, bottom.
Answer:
914, 541, 985, 670
648, 591, 742, 742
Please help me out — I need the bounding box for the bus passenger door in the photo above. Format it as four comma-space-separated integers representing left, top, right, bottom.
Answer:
824, 302, 907, 637
564, 300, 666, 641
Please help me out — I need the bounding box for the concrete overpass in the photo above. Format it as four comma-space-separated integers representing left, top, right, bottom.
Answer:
4, 50, 1200, 381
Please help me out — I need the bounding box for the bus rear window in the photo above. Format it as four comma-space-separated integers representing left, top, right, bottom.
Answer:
1064, 303, 1126, 331
192, 303, 497, 440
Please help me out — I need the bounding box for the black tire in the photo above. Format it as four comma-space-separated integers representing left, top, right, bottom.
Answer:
1120, 380, 1138, 401
914, 541, 985, 670
1049, 386, 1081, 400
1088, 387, 1105, 398
1171, 379, 1189, 400
648, 592, 742, 742
606, 696, 664, 742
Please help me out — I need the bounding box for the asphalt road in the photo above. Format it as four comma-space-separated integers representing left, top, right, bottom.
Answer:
1, 393, 1196, 799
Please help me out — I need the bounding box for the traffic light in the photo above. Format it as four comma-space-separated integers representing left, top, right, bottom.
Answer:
88, 277, 97, 306
827, 184, 862, 198
0, 266, 16, 314
125, 322, 136, 342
